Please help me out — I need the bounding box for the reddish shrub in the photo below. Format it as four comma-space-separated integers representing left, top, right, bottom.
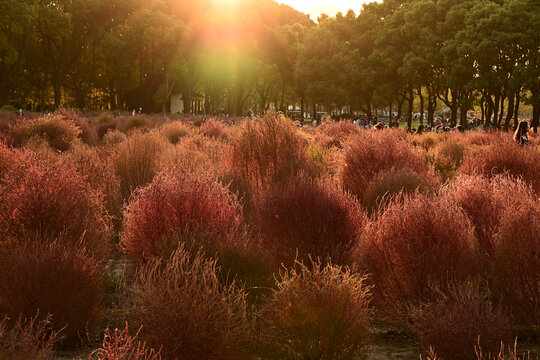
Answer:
159, 134, 227, 175
259, 261, 371, 360
0, 314, 63, 360
103, 129, 127, 145
201, 118, 228, 139
441, 175, 534, 255
159, 121, 191, 144
121, 170, 243, 264
97, 123, 118, 140
0, 158, 111, 259
317, 121, 361, 148
359, 194, 477, 313
433, 137, 468, 180
255, 176, 365, 266
11, 115, 80, 151
414, 282, 513, 360
340, 129, 436, 200
228, 113, 317, 190
491, 197, 540, 326
88, 323, 161, 360
460, 140, 540, 194
130, 247, 250, 360
65, 146, 122, 221
113, 131, 165, 201
362, 167, 435, 214
0, 240, 104, 343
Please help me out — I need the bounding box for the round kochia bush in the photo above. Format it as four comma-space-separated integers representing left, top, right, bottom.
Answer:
130, 247, 250, 360
491, 197, 540, 327
121, 169, 243, 263
255, 176, 366, 266
0, 240, 104, 343
359, 194, 477, 313
340, 129, 436, 201
0, 157, 111, 259
413, 282, 513, 360
259, 261, 372, 360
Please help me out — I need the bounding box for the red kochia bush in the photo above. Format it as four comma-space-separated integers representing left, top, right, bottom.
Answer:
359, 194, 477, 313
491, 197, 540, 326
0, 314, 63, 360
201, 118, 228, 139
228, 113, 316, 190
259, 261, 372, 360
89, 323, 161, 360
130, 247, 250, 360
0, 158, 111, 257
255, 176, 366, 266
122, 170, 243, 263
414, 282, 513, 360
340, 129, 436, 200
441, 175, 534, 255
0, 240, 104, 343
0, 158, 111, 259
460, 140, 540, 194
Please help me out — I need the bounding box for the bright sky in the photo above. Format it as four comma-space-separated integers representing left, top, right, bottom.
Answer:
279, 0, 375, 20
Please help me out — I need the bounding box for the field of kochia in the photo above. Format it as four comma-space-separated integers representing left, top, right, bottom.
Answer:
0, 110, 539, 360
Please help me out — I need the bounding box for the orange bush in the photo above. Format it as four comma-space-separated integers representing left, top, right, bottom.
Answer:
259, 261, 371, 360
130, 247, 250, 360
201, 118, 228, 139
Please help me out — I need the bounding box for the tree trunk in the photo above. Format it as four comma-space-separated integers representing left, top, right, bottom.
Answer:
486, 95, 494, 126
459, 104, 467, 127
497, 93, 505, 128
397, 94, 405, 122
407, 87, 414, 129
417, 86, 424, 126
493, 93, 500, 128
503, 92, 514, 131
300, 97, 304, 120
513, 90, 520, 130
427, 87, 436, 127
388, 102, 393, 127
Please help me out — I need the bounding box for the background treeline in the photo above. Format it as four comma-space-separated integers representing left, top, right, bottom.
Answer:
2, 0, 540, 130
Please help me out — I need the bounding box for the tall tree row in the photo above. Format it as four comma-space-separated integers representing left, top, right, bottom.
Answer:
2, 0, 540, 130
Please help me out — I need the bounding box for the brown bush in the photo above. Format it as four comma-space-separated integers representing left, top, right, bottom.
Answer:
359, 194, 478, 314
316, 121, 361, 148
255, 176, 365, 266
201, 118, 228, 139
362, 167, 435, 214
259, 261, 372, 360
97, 123, 118, 140
414, 282, 513, 360
113, 131, 166, 201
0, 158, 112, 259
340, 129, 436, 201
0, 314, 63, 360
0, 240, 104, 343
102, 129, 126, 145
11, 116, 80, 151
88, 323, 161, 360
159, 121, 191, 144
130, 247, 251, 360
433, 137, 468, 181
121, 170, 243, 264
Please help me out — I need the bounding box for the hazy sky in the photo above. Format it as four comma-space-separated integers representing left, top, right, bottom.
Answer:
279, 0, 376, 20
